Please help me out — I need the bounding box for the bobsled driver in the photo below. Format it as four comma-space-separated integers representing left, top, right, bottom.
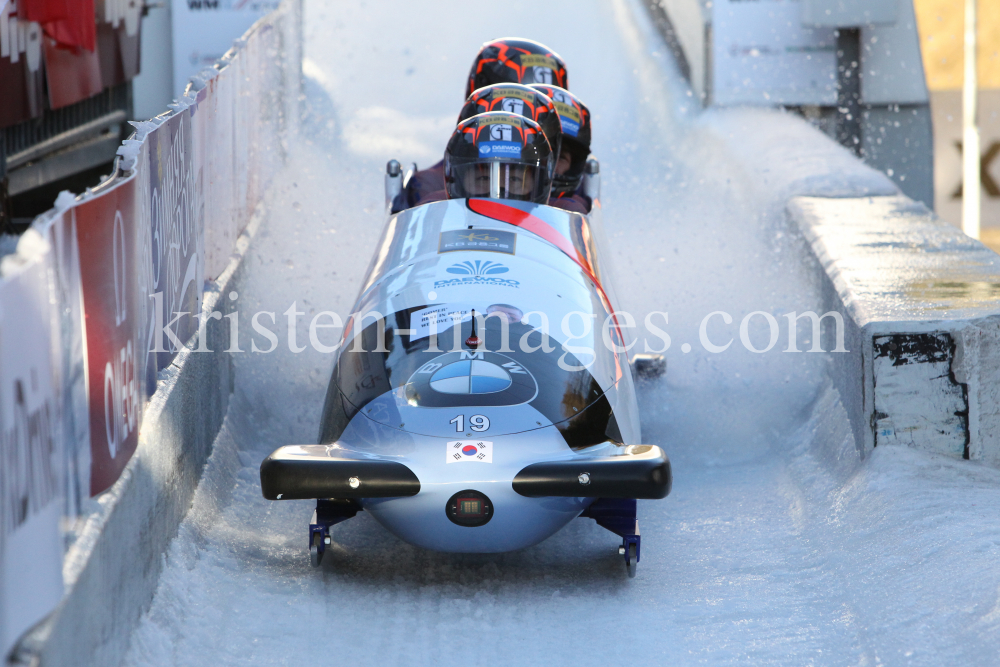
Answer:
443, 111, 554, 204
409, 83, 561, 204
408, 84, 593, 213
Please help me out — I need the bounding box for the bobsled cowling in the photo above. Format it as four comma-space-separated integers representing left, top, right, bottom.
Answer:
262, 197, 670, 557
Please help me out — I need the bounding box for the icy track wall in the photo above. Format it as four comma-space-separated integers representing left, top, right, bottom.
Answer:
0, 1, 301, 664
791, 196, 1000, 467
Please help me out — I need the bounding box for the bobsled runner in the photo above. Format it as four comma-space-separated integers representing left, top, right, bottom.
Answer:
260, 162, 670, 577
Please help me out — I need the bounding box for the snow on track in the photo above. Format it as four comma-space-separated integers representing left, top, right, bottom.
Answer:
122, 1, 1000, 665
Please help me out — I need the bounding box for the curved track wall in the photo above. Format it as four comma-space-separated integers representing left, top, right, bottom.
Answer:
0, 2, 301, 663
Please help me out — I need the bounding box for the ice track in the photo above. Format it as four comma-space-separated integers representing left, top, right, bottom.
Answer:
122, 1, 1000, 665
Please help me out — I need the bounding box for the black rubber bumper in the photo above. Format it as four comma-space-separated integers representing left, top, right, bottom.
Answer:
512, 445, 671, 499
260, 445, 420, 500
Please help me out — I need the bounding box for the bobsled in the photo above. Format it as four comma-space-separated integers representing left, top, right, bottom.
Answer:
260, 161, 670, 577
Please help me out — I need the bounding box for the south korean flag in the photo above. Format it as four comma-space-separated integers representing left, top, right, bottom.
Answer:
446, 440, 494, 463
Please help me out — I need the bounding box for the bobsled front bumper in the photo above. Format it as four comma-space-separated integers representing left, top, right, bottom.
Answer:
260, 443, 671, 501
259, 445, 420, 500
259, 443, 671, 553
512, 445, 671, 499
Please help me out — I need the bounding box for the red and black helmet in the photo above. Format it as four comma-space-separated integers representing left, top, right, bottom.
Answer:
457, 83, 562, 160
444, 111, 554, 204
465, 38, 568, 99
529, 84, 591, 195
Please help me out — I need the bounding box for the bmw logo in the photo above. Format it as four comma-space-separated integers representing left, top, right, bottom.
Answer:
430, 357, 511, 394
405, 350, 537, 407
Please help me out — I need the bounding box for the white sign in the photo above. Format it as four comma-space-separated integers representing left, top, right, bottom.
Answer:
171, 0, 279, 97
446, 440, 493, 464
0, 257, 64, 659
410, 303, 473, 341
712, 0, 837, 106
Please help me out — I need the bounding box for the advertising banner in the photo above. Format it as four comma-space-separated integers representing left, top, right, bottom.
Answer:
0, 254, 64, 659
0, 2, 301, 655
192, 75, 238, 280
74, 180, 148, 496
170, 0, 279, 99
36, 209, 93, 508
142, 111, 204, 369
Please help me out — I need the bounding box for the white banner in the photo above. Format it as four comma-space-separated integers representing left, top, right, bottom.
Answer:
170, 0, 280, 99
0, 246, 65, 659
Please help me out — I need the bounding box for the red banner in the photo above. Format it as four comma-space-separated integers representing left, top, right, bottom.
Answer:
43, 36, 103, 109
74, 180, 146, 496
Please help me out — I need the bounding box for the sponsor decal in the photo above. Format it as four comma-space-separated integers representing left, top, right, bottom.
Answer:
479, 140, 521, 158
531, 67, 553, 84
500, 98, 525, 115
553, 101, 582, 133
519, 54, 557, 70
409, 304, 473, 341
549, 89, 575, 106
446, 259, 509, 276
438, 229, 516, 255
489, 124, 512, 141
409, 349, 537, 407
433, 260, 519, 290
446, 440, 494, 463
479, 115, 523, 127
492, 87, 535, 102
559, 116, 581, 137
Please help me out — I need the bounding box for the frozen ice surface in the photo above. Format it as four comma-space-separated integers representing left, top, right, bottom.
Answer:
121, 0, 1000, 665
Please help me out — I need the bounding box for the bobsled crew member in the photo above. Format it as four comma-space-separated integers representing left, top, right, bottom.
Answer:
408, 85, 592, 213
528, 84, 593, 213
464, 37, 569, 99
405, 37, 587, 211
443, 111, 554, 203
410, 83, 562, 205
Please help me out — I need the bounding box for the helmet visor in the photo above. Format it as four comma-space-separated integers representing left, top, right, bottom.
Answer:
449, 162, 545, 202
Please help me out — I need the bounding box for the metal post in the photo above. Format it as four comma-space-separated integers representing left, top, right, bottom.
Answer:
836, 28, 862, 156
962, 0, 980, 239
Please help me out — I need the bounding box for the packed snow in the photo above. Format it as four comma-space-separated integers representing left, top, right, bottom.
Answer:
121, 0, 1000, 665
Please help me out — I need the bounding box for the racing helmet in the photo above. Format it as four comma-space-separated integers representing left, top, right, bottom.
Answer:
444, 111, 554, 204
457, 83, 562, 160
528, 85, 592, 196
465, 38, 568, 99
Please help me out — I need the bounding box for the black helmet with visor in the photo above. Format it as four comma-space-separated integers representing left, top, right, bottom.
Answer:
465, 38, 569, 99
528, 84, 591, 196
457, 83, 562, 160
444, 111, 554, 204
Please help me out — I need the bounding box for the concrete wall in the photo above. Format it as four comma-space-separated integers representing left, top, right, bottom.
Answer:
789, 195, 1000, 466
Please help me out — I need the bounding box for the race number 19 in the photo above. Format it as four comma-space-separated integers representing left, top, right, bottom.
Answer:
450, 414, 490, 432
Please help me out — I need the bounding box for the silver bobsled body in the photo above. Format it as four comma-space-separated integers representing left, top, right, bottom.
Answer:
261, 195, 670, 559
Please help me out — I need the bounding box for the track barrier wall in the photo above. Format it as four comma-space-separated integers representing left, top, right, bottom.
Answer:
0, 1, 300, 662
790, 196, 1000, 467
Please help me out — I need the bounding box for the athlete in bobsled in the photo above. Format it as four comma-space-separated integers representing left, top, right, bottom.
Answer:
260, 54, 670, 578
404, 38, 593, 215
